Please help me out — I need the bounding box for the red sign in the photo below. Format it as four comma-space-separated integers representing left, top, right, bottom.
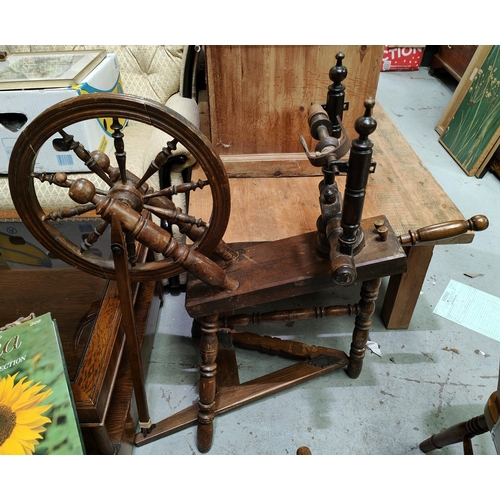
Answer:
381, 46, 424, 72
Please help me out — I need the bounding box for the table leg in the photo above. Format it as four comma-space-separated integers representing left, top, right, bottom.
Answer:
381, 245, 434, 330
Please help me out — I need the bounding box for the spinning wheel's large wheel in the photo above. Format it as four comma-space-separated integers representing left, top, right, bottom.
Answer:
8, 93, 231, 282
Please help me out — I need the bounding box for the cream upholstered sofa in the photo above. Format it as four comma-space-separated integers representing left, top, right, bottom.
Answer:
0, 45, 202, 283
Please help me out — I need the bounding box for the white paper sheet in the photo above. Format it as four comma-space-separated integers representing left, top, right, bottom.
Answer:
433, 280, 500, 342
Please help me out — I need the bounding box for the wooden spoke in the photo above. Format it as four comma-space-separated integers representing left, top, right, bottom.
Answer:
143, 179, 209, 201
80, 220, 109, 253
42, 203, 96, 221
135, 139, 179, 191
144, 204, 207, 227
32, 172, 108, 196
111, 117, 128, 184
55, 129, 115, 188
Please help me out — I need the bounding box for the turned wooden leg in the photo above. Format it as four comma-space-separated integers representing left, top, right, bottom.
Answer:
419, 414, 489, 454
296, 446, 312, 455
197, 314, 219, 453
347, 278, 381, 379
90, 425, 117, 455
193, 319, 239, 388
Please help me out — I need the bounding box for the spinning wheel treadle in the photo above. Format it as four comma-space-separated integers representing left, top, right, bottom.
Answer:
8, 92, 235, 283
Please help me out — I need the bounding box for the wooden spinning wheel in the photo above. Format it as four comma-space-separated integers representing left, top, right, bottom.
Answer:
8, 92, 234, 283
9, 55, 490, 455
9, 91, 241, 444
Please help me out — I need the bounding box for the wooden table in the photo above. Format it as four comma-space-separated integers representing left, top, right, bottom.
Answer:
190, 104, 472, 329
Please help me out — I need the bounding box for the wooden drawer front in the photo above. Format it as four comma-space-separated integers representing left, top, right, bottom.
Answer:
434, 45, 477, 80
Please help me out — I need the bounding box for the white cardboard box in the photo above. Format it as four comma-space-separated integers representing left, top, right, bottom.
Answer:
0, 53, 122, 175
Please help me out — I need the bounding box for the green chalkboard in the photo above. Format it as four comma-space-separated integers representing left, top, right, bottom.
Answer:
440, 45, 500, 176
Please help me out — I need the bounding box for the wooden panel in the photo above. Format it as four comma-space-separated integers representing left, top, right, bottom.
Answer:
0, 267, 116, 424
430, 45, 477, 81
0, 268, 108, 375
206, 45, 384, 176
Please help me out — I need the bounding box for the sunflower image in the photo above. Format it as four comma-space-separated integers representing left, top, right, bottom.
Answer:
0, 372, 53, 455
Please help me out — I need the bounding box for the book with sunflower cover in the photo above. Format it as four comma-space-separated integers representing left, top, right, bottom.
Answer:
0, 312, 85, 455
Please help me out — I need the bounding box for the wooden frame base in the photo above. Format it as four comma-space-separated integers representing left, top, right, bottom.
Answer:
135, 217, 406, 451
135, 350, 348, 447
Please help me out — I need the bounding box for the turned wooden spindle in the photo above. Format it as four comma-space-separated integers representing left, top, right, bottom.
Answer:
326, 51, 348, 139
33, 171, 72, 187
399, 215, 489, 245
331, 98, 377, 286
111, 118, 128, 184
231, 330, 351, 361
135, 139, 178, 190
419, 390, 498, 454
347, 278, 382, 379
222, 304, 360, 327
81, 220, 109, 252
144, 204, 207, 227
42, 203, 96, 221
143, 179, 209, 201
419, 414, 489, 454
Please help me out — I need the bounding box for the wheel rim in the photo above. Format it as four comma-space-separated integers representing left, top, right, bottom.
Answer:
8, 92, 230, 282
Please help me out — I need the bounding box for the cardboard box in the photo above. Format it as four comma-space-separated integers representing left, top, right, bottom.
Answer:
0, 218, 112, 270
0, 53, 123, 175
381, 46, 424, 72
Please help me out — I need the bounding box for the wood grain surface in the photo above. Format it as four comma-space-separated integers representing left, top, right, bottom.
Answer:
189, 104, 468, 246
206, 45, 384, 174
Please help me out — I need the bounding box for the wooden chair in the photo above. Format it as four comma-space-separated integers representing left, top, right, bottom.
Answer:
420, 364, 499, 454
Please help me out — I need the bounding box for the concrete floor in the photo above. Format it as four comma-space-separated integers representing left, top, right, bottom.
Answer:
133, 67, 499, 456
